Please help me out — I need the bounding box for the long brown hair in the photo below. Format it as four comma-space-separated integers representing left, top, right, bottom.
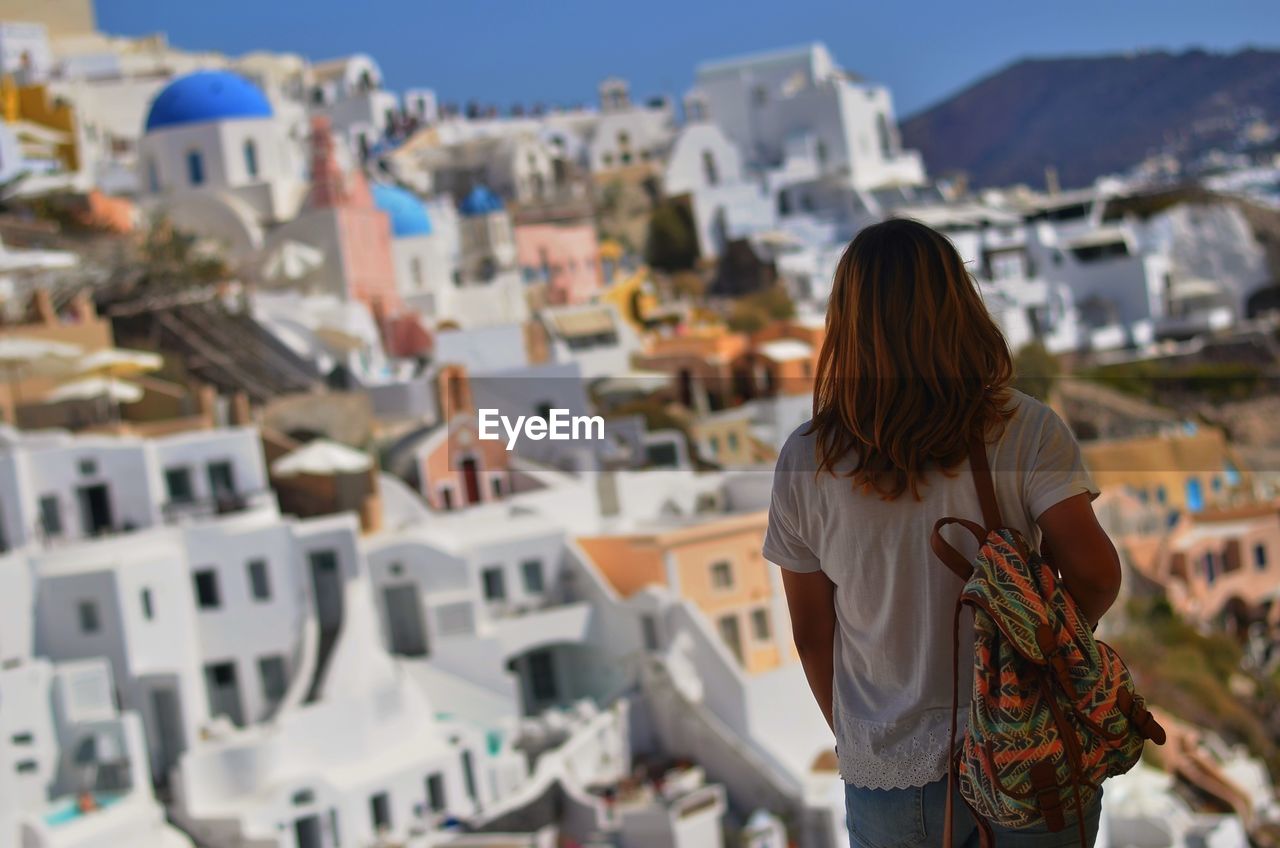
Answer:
808, 217, 1014, 499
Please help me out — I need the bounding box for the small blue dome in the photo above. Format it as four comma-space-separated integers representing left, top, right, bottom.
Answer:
371, 183, 433, 238
145, 70, 273, 132
459, 185, 504, 217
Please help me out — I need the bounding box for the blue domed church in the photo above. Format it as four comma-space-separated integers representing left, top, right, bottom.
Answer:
137, 70, 307, 259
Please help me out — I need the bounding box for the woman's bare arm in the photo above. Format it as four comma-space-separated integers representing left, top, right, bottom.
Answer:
780, 567, 838, 734
1037, 492, 1122, 627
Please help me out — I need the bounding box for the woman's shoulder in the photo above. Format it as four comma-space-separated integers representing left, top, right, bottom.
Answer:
1000, 388, 1056, 433
776, 420, 817, 472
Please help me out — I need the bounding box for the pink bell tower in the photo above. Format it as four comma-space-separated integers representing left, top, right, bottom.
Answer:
303, 115, 402, 315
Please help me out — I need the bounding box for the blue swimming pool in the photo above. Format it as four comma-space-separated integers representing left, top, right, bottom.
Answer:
43, 792, 125, 827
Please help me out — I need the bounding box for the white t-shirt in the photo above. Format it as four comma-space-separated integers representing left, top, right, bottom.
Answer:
762, 390, 1099, 789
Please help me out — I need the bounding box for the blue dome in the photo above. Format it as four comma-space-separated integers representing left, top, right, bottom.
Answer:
145, 70, 273, 132
459, 185, 504, 217
371, 183, 433, 238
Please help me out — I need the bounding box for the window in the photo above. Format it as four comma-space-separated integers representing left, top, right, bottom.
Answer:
15, 760, 36, 774
701, 150, 718, 186
461, 750, 477, 799
1256, 544, 1269, 571
491, 477, 503, 498
1204, 552, 1217, 584
141, 588, 154, 620
370, 791, 391, 831
207, 461, 236, 498
11, 732, 32, 744
259, 655, 287, 703
617, 130, 630, 147
426, 773, 446, 812
481, 567, 506, 601
164, 467, 194, 504
641, 614, 660, 651
243, 139, 259, 178
78, 600, 100, 634
752, 84, 767, 106
710, 561, 734, 589
145, 156, 159, 192
39, 495, 61, 537
410, 256, 423, 286
718, 615, 743, 662
208, 662, 236, 686
292, 788, 315, 805
440, 488, 455, 510
194, 569, 221, 609
521, 559, 545, 593
751, 609, 771, 641
78, 459, 97, 476
727, 432, 740, 452
708, 435, 720, 456
247, 559, 272, 601
602, 152, 613, 167
186, 150, 204, 186
528, 649, 557, 700
876, 113, 894, 157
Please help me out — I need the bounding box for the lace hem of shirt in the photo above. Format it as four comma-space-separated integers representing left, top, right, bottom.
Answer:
836, 707, 967, 790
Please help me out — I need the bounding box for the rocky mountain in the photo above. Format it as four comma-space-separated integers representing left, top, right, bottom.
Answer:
900, 49, 1280, 189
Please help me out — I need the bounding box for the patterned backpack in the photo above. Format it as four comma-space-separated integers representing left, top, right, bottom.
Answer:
930, 436, 1166, 847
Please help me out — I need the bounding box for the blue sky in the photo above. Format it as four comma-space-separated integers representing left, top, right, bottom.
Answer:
96, 1, 1279, 117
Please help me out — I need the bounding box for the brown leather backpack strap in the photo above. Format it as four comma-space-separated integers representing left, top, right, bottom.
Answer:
932, 517, 985, 581
968, 433, 1003, 530
943, 598, 964, 848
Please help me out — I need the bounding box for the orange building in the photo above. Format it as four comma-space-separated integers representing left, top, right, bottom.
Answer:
1128, 503, 1280, 630
578, 511, 793, 675
634, 318, 822, 412
399, 365, 514, 511
1081, 425, 1249, 517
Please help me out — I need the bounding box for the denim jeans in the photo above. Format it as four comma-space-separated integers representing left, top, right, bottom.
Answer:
844, 777, 1102, 848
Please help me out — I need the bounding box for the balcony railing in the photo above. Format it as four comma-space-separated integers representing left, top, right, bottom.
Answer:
161, 489, 274, 524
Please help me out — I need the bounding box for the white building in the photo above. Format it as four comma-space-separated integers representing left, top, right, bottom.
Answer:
308, 53, 401, 160
0, 657, 192, 848
0, 20, 54, 83
694, 43, 925, 194
663, 118, 776, 258
584, 77, 676, 174
0, 425, 270, 549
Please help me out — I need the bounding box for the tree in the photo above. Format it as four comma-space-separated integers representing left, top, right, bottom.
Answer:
670, 270, 705, 301
1012, 341, 1060, 402
727, 301, 770, 334
752, 285, 795, 321
645, 201, 698, 272
129, 216, 230, 293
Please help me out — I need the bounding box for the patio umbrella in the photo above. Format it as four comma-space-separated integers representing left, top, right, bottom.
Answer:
75, 348, 163, 378
261, 240, 324, 283
271, 439, 373, 477
0, 336, 82, 419
46, 377, 144, 405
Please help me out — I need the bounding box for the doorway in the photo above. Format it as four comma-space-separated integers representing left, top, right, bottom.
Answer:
294, 814, 324, 848
77, 484, 113, 535
460, 456, 481, 505
383, 585, 429, 656
204, 662, 244, 726
149, 686, 185, 782
306, 550, 344, 703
